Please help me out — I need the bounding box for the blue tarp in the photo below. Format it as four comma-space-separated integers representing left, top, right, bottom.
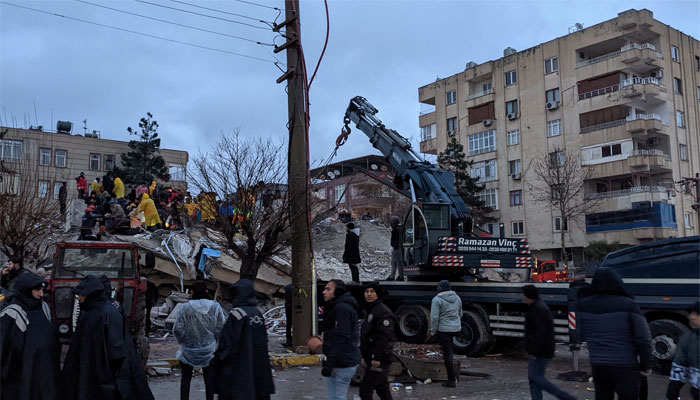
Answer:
198, 248, 222, 277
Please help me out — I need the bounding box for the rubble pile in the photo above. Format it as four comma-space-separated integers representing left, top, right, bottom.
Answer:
393, 343, 445, 360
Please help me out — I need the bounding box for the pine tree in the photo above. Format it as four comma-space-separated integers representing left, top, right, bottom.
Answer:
115, 112, 170, 185
437, 137, 493, 222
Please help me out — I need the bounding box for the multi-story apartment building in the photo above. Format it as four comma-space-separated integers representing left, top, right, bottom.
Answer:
0, 124, 189, 200
418, 9, 699, 264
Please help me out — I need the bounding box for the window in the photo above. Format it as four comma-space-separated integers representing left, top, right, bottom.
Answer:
0, 139, 22, 163
446, 117, 457, 135
685, 212, 694, 228
696, 56, 700, 70
53, 182, 65, 200
104, 154, 115, 171
484, 222, 497, 235
506, 100, 519, 116
55, 150, 67, 168
350, 186, 362, 199
421, 124, 435, 141
482, 82, 492, 92
378, 186, 392, 198
549, 151, 565, 167
671, 46, 680, 62
510, 190, 522, 206
674, 78, 683, 94
547, 119, 562, 137
0, 174, 20, 195
335, 184, 346, 203
313, 188, 326, 200
38, 181, 49, 198
697, 86, 700, 101
470, 159, 498, 182
477, 188, 498, 210
40, 148, 51, 166
546, 88, 560, 104
446, 90, 457, 105
505, 70, 517, 86
512, 221, 524, 235
601, 143, 622, 157
169, 165, 186, 181
680, 144, 688, 161
509, 159, 521, 175
544, 57, 559, 74
468, 130, 496, 155
553, 217, 568, 232
89, 154, 101, 171
677, 111, 685, 128
507, 129, 520, 146
551, 183, 565, 200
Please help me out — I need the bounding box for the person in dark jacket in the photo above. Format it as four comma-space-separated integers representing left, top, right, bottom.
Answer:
58, 183, 67, 215
578, 268, 652, 400
215, 279, 275, 400
359, 282, 394, 400
522, 285, 576, 400
0, 273, 60, 400
102, 172, 114, 196
667, 301, 699, 400
61, 275, 154, 400
386, 216, 403, 281
342, 223, 361, 283
284, 283, 293, 347
322, 279, 362, 400
1, 256, 31, 306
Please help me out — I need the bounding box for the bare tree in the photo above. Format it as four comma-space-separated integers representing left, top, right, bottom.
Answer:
528, 147, 598, 266
189, 130, 290, 280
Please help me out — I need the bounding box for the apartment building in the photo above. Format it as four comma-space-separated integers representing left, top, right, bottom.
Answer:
0, 124, 189, 200
418, 9, 700, 264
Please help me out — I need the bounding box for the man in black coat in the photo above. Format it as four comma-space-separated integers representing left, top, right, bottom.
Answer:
522, 285, 575, 400
215, 279, 275, 400
102, 172, 114, 196
1, 256, 31, 306
322, 279, 362, 400
386, 216, 404, 281
342, 223, 361, 283
1, 273, 60, 400
578, 268, 652, 400
359, 282, 395, 400
61, 275, 154, 400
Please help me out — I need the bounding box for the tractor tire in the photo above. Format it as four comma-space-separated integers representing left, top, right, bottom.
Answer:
649, 319, 688, 375
453, 311, 490, 356
135, 334, 150, 372
130, 290, 147, 337
394, 305, 432, 344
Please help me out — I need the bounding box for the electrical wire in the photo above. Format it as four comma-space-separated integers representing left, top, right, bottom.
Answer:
307, 0, 329, 91
133, 0, 269, 30
1, 2, 277, 63
168, 0, 271, 24
75, 0, 274, 45
233, 0, 280, 11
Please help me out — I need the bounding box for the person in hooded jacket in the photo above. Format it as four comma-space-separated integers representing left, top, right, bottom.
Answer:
430, 280, 462, 388
138, 193, 162, 230
61, 275, 154, 400
342, 223, 361, 283
359, 282, 395, 400
386, 216, 403, 281
215, 279, 275, 400
666, 301, 699, 400
1, 256, 31, 306
113, 176, 126, 199
174, 282, 226, 400
322, 279, 362, 400
0, 273, 60, 400
578, 268, 652, 400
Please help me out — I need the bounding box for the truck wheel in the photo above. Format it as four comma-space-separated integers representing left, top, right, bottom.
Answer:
135, 334, 150, 372
394, 305, 431, 344
649, 319, 688, 375
131, 290, 147, 337
453, 311, 489, 356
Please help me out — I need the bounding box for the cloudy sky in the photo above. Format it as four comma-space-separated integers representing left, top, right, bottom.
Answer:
1, 0, 698, 167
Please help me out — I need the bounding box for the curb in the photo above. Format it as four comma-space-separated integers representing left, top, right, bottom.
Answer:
269, 354, 323, 369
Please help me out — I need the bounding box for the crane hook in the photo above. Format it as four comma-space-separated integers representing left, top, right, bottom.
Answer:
337, 119, 351, 147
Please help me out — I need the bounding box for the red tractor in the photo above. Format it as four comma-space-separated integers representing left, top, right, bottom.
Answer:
530, 260, 570, 283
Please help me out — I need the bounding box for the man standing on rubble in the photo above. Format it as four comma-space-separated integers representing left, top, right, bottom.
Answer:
342, 222, 361, 283
386, 216, 403, 281
359, 282, 394, 400
430, 280, 462, 388
1, 257, 31, 306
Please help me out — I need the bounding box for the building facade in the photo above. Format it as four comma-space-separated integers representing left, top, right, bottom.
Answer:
418, 9, 699, 263
0, 125, 188, 199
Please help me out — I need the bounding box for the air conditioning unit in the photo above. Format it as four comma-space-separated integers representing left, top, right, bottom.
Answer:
511, 173, 521, 180
647, 137, 660, 146
546, 101, 560, 110
507, 112, 518, 120
483, 119, 493, 127
447, 130, 455, 137
650, 69, 663, 78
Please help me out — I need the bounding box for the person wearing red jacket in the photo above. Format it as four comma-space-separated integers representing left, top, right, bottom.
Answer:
76, 172, 88, 200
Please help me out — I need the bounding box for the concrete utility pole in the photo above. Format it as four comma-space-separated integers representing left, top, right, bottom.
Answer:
275, 0, 317, 347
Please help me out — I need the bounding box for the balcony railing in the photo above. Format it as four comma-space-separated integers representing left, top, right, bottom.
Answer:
576, 42, 660, 68
585, 185, 668, 199
620, 76, 660, 87
578, 83, 620, 100
630, 149, 665, 157
580, 119, 626, 134
467, 88, 494, 100
419, 106, 436, 116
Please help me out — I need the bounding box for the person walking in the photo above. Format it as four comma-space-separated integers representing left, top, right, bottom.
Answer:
359, 282, 395, 400
1, 257, 31, 306
0, 273, 61, 400
322, 279, 362, 400
522, 285, 576, 400
386, 216, 404, 281
667, 301, 699, 400
342, 223, 361, 283
430, 280, 462, 388
174, 282, 226, 400
578, 268, 652, 400
215, 279, 275, 400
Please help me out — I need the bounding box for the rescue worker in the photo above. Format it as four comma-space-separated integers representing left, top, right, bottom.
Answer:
386, 216, 403, 281
430, 280, 462, 388
667, 301, 699, 400
0, 273, 60, 400
138, 193, 162, 230
359, 282, 395, 400
1, 257, 31, 306
215, 279, 275, 400
102, 172, 114, 196
113, 176, 125, 199
342, 222, 361, 283
91, 177, 101, 195
76, 172, 88, 199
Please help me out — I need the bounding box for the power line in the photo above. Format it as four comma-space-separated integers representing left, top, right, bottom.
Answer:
233, 0, 280, 11
75, 0, 273, 46
1, 2, 277, 63
168, 0, 269, 23
133, 0, 268, 30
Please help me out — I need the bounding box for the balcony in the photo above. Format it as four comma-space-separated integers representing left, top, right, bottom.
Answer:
580, 119, 626, 134
419, 111, 436, 127
585, 185, 668, 200
628, 149, 671, 169
577, 43, 662, 68
420, 137, 438, 155
578, 76, 665, 105
465, 88, 495, 107
576, 43, 663, 78
585, 150, 671, 178
586, 202, 677, 236
585, 186, 674, 210
467, 88, 494, 100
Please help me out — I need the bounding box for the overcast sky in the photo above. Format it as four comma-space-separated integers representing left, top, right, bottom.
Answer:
1, 0, 698, 167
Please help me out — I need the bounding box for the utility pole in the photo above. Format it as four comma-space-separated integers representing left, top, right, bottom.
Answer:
275, 0, 316, 348
678, 173, 700, 232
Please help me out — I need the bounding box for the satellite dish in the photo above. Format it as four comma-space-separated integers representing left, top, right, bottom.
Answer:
380, 166, 388, 172
370, 164, 378, 170
334, 170, 340, 176
575, 23, 583, 30
328, 171, 335, 179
